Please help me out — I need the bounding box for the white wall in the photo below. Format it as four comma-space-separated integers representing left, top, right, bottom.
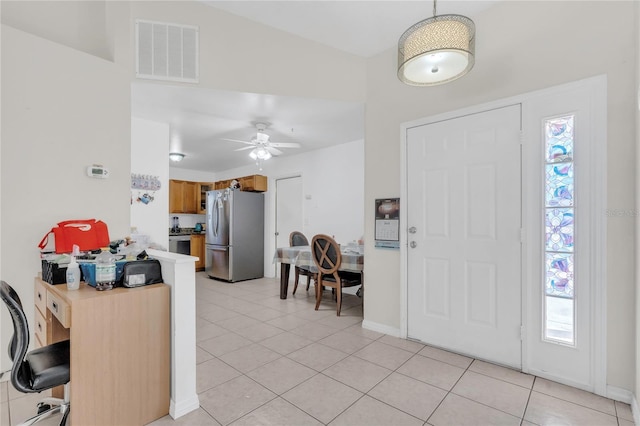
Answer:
1, 25, 130, 370
131, 117, 170, 249
364, 0, 636, 392
129, 1, 366, 102
1, 0, 111, 60
635, 0, 640, 410
214, 140, 365, 277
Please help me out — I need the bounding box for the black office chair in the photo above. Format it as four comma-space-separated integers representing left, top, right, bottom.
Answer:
0, 281, 70, 425
289, 231, 316, 295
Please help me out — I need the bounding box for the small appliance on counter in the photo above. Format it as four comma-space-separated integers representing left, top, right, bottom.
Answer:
194, 223, 204, 233
171, 216, 181, 234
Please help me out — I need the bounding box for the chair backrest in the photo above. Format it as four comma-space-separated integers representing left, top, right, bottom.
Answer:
0, 281, 32, 393
310, 234, 342, 275
289, 231, 309, 247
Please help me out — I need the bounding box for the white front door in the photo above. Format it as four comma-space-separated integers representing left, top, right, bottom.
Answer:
275, 176, 303, 277
406, 105, 522, 368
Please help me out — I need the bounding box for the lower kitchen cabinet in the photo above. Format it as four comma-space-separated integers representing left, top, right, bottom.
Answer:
191, 234, 205, 271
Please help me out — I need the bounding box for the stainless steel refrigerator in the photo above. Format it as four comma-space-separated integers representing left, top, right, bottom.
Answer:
205, 189, 264, 282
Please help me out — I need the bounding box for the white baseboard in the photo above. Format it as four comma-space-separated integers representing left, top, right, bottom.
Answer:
583, 384, 637, 423
362, 319, 401, 337
631, 393, 640, 426
607, 385, 633, 404
170, 395, 200, 419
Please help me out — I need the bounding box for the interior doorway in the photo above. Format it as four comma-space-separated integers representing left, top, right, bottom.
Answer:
275, 175, 303, 277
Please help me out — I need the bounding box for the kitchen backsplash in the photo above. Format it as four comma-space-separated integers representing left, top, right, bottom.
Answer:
169, 214, 205, 230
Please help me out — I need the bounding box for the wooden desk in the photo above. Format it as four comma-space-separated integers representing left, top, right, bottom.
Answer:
34, 278, 170, 426
273, 246, 364, 299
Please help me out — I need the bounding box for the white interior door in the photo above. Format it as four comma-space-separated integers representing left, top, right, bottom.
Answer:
275, 176, 303, 277
407, 105, 523, 368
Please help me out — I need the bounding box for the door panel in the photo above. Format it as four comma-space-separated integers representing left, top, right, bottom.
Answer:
407, 105, 522, 368
207, 246, 230, 281
206, 190, 230, 246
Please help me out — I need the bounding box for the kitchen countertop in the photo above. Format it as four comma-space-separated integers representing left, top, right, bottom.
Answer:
169, 229, 205, 237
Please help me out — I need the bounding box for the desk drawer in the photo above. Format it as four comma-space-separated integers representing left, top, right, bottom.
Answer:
34, 308, 48, 347
34, 279, 47, 316
47, 291, 71, 328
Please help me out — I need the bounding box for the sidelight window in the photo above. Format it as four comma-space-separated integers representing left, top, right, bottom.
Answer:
543, 115, 575, 345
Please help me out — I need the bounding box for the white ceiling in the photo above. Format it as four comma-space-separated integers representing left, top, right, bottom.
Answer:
202, 1, 499, 58
132, 83, 364, 172
132, 1, 498, 173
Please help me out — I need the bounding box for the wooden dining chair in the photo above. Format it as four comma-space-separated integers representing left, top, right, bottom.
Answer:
310, 234, 362, 316
289, 231, 315, 295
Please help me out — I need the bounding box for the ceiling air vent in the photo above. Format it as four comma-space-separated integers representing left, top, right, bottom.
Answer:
136, 19, 199, 83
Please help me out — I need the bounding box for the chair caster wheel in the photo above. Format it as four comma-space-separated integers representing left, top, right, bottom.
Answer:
37, 402, 51, 414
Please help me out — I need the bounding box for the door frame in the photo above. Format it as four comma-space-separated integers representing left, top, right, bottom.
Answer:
273, 173, 304, 276
399, 75, 607, 396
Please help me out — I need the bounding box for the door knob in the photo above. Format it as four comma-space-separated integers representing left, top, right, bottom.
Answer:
410, 241, 417, 248
409, 226, 417, 234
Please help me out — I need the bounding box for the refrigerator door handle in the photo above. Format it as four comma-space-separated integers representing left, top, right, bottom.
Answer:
212, 198, 219, 237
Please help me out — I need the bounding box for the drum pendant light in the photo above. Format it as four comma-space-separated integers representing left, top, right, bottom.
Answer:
398, 0, 475, 86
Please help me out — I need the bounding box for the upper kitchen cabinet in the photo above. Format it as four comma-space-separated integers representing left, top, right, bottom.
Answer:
169, 180, 197, 213
197, 182, 215, 214
214, 175, 267, 192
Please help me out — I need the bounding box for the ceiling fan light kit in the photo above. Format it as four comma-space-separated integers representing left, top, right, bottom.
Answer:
397, 0, 475, 86
249, 147, 272, 161
222, 122, 301, 170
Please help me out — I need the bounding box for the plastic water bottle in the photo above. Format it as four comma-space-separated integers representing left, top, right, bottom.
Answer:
95, 248, 116, 291
65, 256, 80, 290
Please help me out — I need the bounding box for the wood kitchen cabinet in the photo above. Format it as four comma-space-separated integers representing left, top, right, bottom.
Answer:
214, 174, 267, 192
238, 175, 267, 192
191, 234, 205, 271
197, 182, 214, 214
169, 180, 197, 213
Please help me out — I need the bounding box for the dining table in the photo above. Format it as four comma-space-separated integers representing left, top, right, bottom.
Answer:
273, 245, 364, 299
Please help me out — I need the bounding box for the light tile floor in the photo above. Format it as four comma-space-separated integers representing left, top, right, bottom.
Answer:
0, 273, 635, 426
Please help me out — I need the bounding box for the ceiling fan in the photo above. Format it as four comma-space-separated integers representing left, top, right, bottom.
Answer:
222, 122, 301, 160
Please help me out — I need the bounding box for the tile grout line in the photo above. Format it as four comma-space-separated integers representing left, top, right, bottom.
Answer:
192, 277, 627, 425
424, 355, 474, 425
520, 375, 536, 425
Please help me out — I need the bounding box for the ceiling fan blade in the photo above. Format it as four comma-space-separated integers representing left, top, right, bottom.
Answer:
234, 146, 255, 151
269, 142, 301, 148
221, 138, 254, 145
266, 146, 284, 156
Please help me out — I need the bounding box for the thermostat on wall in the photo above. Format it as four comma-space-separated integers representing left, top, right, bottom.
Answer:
87, 164, 110, 179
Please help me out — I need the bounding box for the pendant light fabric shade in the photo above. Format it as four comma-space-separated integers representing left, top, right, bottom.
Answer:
398, 14, 475, 86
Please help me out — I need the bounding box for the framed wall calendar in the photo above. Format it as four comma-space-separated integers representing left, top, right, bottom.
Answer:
375, 198, 400, 249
